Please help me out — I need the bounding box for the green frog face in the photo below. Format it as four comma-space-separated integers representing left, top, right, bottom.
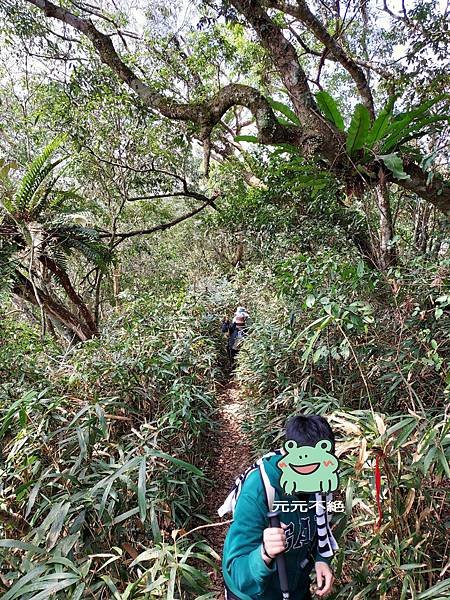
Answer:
277, 439, 340, 495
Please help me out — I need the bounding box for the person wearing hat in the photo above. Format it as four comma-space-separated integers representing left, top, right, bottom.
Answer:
222, 308, 250, 366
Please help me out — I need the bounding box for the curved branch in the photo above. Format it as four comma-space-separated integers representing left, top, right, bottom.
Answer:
25, 0, 299, 144
13, 270, 94, 341
82, 145, 220, 209
228, 0, 346, 161
38, 255, 98, 336
396, 163, 450, 213
102, 201, 214, 246
229, 0, 315, 116
263, 0, 375, 117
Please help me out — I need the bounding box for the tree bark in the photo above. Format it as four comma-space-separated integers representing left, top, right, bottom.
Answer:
112, 266, 121, 304
262, 0, 375, 116
22, 0, 450, 213
375, 179, 397, 270
13, 271, 94, 342
38, 256, 99, 336
413, 202, 433, 253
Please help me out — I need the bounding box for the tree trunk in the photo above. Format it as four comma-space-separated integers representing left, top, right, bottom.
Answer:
375, 180, 397, 270
94, 270, 104, 325
13, 271, 94, 342
413, 202, 433, 253
112, 266, 121, 304
232, 235, 245, 268
39, 256, 98, 336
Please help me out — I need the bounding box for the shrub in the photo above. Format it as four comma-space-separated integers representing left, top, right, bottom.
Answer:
0, 292, 222, 598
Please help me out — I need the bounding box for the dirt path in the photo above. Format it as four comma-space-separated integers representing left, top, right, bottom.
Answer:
203, 379, 253, 598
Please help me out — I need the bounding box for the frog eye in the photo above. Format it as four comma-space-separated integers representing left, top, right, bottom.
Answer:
285, 440, 296, 451
319, 440, 331, 451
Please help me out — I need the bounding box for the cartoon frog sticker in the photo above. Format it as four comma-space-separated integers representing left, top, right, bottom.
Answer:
277, 439, 340, 495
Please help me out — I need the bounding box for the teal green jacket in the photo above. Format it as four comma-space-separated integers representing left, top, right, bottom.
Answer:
222, 454, 332, 600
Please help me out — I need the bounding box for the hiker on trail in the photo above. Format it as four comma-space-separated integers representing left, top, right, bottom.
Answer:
221, 307, 250, 366
220, 414, 337, 600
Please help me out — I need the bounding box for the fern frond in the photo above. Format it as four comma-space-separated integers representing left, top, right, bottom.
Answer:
0, 195, 16, 216
66, 238, 111, 271
50, 223, 111, 271
47, 190, 85, 213
13, 135, 67, 213
0, 238, 18, 296
46, 244, 69, 272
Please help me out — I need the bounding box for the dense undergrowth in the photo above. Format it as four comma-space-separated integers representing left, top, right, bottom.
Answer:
209, 189, 450, 599
1, 172, 449, 600
1, 1, 450, 597
0, 292, 223, 599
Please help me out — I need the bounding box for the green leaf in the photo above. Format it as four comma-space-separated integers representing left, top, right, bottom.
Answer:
168, 564, 177, 600
395, 93, 449, 125
0, 539, 45, 554
346, 104, 370, 155
399, 563, 427, 570
380, 94, 449, 152
112, 507, 140, 525
13, 135, 67, 212
100, 576, 122, 600
272, 143, 301, 154
150, 502, 162, 543
147, 449, 204, 476
143, 575, 169, 592
234, 135, 259, 143
0, 390, 38, 439
438, 448, 450, 478
383, 115, 450, 151
1, 567, 46, 600
276, 116, 296, 128
138, 457, 147, 523
366, 96, 396, 148
19, 577, 79, 600
268, 97, 301, 126
316, 91, 345, 131
417, 578, 450, 599
378, 153, 410, 180
305, 294, 315, 308
435, 307, 443, 319
72, 583, 86, 600
47, 501, 71, 549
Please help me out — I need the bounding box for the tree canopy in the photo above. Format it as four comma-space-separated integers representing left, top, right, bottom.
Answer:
2, 0, 448, 210
0, 2, 449, 599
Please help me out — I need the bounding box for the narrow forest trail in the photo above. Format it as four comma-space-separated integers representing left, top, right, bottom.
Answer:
203, 378, 253, 599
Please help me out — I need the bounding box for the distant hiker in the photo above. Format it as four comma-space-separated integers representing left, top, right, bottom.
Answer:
221, 307, 250, 366
219, 414, 337, 599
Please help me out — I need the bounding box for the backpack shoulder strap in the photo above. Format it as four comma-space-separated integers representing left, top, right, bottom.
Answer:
258, 460, 276, 513
217, 450, 281, 517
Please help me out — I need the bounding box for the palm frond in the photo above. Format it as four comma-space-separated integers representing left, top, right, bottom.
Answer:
46, 244, 69, 272
0, 194, 16, 217
0, 160, 17, 213
66, 238, 112, 271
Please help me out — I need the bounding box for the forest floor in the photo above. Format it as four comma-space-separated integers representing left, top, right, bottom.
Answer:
203, 377, 253, 599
